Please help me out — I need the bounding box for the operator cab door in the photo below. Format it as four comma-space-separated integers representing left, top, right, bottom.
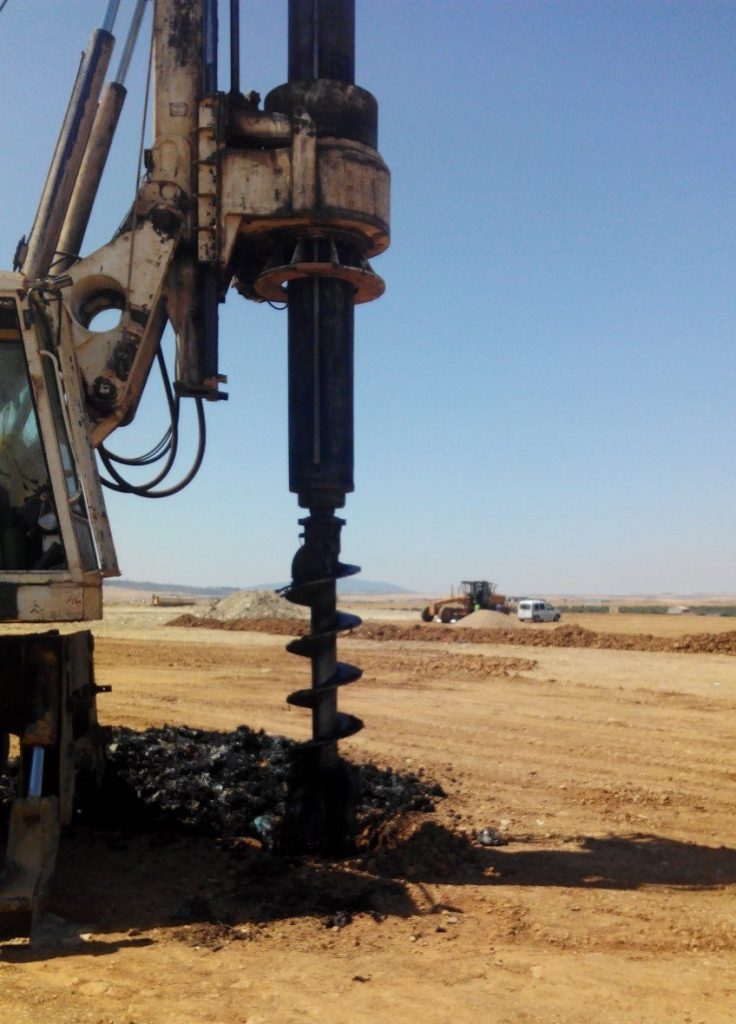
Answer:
0, 283, 118, 621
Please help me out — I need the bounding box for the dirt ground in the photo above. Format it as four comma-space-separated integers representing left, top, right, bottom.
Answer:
2, 606, 736, 1023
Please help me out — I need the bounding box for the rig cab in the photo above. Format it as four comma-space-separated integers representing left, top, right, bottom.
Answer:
0, 278, 117, 623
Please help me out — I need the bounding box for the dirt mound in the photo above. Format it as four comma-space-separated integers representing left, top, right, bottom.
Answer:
167, 612, 736, 655
169, 614, 307, 633
453, 609, 522, 629
209, 589, 308, 622
103, 725, 444, 850
352, 622, 736, 655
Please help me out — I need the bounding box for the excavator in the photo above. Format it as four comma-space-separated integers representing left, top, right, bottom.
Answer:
0, 0, 389, 937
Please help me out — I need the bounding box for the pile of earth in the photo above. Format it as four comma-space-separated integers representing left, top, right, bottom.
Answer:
168, 614, 736, 656
356, 622, 736, 655
207, 589, 309, 623
0, 725, 445, 846
453, 608, 522, 629
100, 725, 444, 849
169, 613, 307, 633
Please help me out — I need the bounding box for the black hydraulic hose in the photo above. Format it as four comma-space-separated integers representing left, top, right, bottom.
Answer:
101, 348, 176, 467
27, 281, 203, 500
98, 402, 180, 491
97, 346, 211, 497
99, 397, 206, 498
99, 347, 181, 487
103, 426, 172, 466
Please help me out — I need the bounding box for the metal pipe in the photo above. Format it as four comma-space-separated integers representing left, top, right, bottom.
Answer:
288, 0, 355, 83
227, 109, 291, 145
114, 0, 148, 86
286, 2, 357, 769
57, 0, 150, 268
23, 27, 114, 280
28, 747, 45, 798
230, 0, 240, 94
56, 82, 127, 270
203, 0, 218, 93
288, 265, 355, 508
198, 0, 220, 393
287, 2, 357, 510
102, 0, 122, 33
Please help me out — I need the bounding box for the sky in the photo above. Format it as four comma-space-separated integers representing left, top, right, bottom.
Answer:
0, 1, 734, 596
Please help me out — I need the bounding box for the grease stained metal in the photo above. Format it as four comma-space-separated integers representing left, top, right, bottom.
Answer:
168, 4, 199, 69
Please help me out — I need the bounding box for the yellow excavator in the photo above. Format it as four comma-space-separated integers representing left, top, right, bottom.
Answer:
421, 580, 510, 624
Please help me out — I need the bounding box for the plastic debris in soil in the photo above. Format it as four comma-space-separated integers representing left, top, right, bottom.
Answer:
0, 763, 15, 820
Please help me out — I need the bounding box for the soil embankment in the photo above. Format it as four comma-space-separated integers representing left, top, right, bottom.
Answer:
170, 612, 736, 655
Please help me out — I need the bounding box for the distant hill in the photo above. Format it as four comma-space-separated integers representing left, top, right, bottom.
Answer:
105, 577, 408, 597
105, 579, 237, 599
341, 578, 408, 595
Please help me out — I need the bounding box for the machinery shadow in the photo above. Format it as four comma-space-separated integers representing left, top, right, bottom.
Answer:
365, 819, 736, 891
2, 816, 734, 961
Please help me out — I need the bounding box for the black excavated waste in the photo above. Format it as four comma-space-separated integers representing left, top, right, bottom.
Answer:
0, 725, 444, 848
0, 766, 15, 818
106, 725, 444, 848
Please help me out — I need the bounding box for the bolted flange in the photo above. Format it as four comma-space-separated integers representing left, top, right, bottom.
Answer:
255, 235, 384, 304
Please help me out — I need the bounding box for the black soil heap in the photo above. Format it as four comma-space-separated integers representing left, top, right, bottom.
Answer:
105, 725, 443, 849
0, 726, 443, 849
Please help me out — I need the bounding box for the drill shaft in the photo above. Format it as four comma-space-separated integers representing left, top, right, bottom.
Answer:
279, 0, 364, 850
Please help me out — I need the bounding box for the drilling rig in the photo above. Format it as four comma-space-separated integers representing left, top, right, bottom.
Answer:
0, 0, 389, 936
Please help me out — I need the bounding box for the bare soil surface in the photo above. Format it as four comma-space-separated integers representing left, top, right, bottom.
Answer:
2, 606, 736, 1023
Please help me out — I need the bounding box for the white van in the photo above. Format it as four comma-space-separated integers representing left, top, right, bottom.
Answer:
517, 599, 561, 623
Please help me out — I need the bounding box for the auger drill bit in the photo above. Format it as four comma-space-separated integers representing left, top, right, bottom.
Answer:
280, 252, 366, 854
282, 511, 363, 853
274, 0, 374, 854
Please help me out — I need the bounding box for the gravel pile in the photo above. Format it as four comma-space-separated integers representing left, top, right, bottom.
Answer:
453, 609, 522, 629
105, 725, 443, 847
209, 590, 308, 622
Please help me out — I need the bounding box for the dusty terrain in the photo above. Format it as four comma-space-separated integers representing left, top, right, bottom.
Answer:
2, 605, 736, 1023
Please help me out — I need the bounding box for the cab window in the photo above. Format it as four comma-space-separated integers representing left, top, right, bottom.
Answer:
0, 300, 67, 571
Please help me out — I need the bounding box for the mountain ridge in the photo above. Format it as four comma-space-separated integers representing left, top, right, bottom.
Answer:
105, 577, 409, 597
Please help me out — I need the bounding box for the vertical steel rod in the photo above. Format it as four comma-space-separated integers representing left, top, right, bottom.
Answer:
281, 1, 363, 848
101, 0, 122, 33
114, 0, 148, 86
203, 0, 218, 93
28, 748, 45, 799
288, 0, 355, 82
230, 0, 240, 93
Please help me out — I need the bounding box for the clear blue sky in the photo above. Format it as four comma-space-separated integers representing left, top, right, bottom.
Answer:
0, 1, 734, 595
